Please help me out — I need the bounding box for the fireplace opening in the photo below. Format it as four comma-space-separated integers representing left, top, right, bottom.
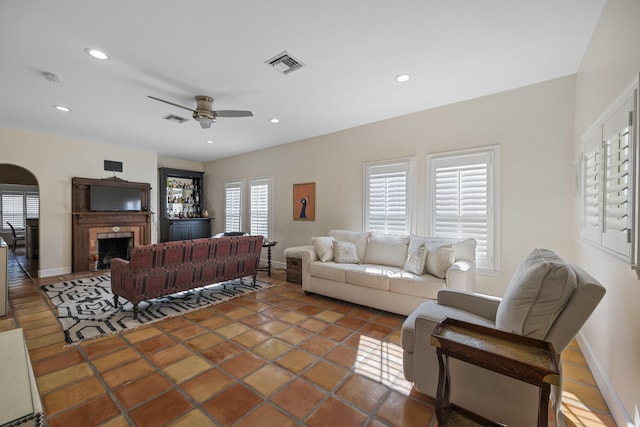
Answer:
97, 237, 133, 269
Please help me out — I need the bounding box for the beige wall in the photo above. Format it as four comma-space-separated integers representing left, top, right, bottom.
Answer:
0, 127, 158, 277
158, 156, 205, 172
205, 75, 576, 297
574, 0, 640, 424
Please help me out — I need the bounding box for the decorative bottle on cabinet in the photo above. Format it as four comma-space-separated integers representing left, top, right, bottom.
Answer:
158, 168, 212, 242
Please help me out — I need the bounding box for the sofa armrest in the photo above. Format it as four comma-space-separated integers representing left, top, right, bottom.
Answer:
110, 258, 131, 295
110, 257, 130, 274
292, 245, 318, 290
445, 259, 476, 292
437, 288, 501, 322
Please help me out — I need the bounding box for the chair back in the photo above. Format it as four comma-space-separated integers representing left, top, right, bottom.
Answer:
6, 222, 17, 238
544, 264, 606, 352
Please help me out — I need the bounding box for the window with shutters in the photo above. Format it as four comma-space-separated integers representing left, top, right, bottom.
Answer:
428, 146, 499, 274
26, 193, 39, 219
224, 181, 243, 233
250, 177, 271, 241
1, 193, 26, 230
364, 158, 414, 234
1, 186, 39, 230
580, 83, 637, 261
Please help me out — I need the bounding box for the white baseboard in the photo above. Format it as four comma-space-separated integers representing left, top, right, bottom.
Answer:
260, 259, 285, 272
576, 332, 634, 426
38, 266, 70, 278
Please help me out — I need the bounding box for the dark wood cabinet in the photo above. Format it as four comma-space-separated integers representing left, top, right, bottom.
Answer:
160, 218, 211, 241
158, 168, 212, 242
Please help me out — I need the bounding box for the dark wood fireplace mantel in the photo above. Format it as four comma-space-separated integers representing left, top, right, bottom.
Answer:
72, 177, 153, 272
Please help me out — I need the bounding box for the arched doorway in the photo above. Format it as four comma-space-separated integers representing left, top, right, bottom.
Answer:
0, 164, 39, 278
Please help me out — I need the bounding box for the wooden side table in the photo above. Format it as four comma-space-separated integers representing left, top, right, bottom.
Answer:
261, 241, 277, 276
430, 318, 560, 427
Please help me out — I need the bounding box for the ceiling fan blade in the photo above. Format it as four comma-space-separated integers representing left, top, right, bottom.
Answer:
214, 110, 254, 118
147, 96, 194, 112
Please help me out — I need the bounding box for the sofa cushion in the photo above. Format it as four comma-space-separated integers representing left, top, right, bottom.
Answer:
425, 243, 455, 279
426, 237, 476, 262
312, 236, 335, 262
329, 230, 370, 262
363, 232, 409, 268
451, 238, 476, 262
404, 235, 429, 274
333, 241, 361, 263
309, 261, 349, 282
496, 248, 577, 339
345, 265, 398, 290
389, 270, 444, 299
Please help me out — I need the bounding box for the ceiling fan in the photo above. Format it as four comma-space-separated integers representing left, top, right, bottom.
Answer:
148, 95, 253, 129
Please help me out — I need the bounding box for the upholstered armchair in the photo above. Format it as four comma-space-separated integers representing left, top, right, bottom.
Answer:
401, 249, 606, 425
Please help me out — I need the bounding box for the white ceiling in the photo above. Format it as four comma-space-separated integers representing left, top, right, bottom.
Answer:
0, 0, 606, 162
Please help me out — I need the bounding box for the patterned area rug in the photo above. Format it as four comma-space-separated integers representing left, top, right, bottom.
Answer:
42, 274, 272, 344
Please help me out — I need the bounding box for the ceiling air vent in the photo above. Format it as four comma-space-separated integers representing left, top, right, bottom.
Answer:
265, 51, 304, 75
163, 114, 188, 124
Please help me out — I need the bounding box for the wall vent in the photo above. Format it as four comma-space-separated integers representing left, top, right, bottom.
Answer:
265, 51, 304, 74
163, 114, 188, 124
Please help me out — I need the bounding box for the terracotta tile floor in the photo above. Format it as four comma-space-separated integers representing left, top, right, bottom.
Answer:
1, 251, 617, 426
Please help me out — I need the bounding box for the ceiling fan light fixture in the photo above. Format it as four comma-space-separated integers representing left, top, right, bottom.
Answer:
84, 48, 110, 60
195, 116, 214, 129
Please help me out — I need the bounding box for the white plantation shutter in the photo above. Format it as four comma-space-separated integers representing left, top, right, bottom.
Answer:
429, 148, 498, 272
26, 193, 39, 219
250, 178, 271, 241
582, 93, 634, 259
602, 120, 630, 255
224, 181, 243, 233
2, 193, 25, 229
364, 159, 414, 234
582, 128, 601, 245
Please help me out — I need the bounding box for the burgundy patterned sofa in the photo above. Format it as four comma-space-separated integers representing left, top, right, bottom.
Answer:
110, 235, 264, 319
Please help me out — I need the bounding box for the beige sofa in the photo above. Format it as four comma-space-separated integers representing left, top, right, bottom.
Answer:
296, 230, 476, 316
401, 249, 606, 425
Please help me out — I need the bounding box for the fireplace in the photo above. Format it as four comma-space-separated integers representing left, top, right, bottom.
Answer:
96, 234, 134, 269
72, 177, 152, 272
81, 224, 146, 272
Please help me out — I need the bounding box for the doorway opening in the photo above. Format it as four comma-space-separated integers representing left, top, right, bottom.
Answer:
0, 164, 39, 279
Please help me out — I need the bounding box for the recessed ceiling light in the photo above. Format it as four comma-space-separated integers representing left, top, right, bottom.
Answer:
53, 105, 70, 112
395, 74, 411, 83
269, 118, 280, 124
206, 140, 214, 144
84, 48, 110, 60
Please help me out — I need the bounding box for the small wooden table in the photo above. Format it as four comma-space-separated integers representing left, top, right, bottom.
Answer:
430, 318, 560, 427
261, 241, 277, 276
